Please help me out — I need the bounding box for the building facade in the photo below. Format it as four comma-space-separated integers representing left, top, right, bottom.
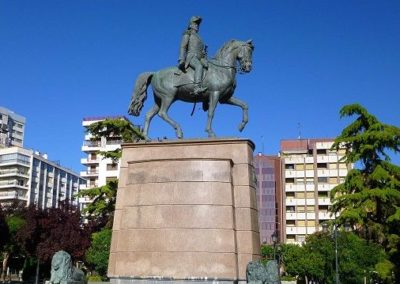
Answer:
280, 138, 350, 244
79, 116, 128, 208
0, 107, 26, 148
0, 147, 84, 208
253, 154, 283, 244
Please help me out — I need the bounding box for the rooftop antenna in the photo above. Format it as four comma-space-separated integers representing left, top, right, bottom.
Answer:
297, 122, 302, 140
261, 135, 264, 154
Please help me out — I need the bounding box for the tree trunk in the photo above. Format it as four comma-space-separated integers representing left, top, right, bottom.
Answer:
35, 260, 40, 284
1, 252, 10, 282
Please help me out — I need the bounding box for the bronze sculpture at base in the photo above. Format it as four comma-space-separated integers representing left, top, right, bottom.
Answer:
48, 250, 86, 284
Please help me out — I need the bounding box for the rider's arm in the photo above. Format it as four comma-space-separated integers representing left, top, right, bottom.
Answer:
178, 32, 190, 63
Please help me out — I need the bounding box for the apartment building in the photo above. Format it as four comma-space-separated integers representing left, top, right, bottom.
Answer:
253, 154, 283, 244
79, 116, 129, 208
280, 138, 350, 244
0, 107, 26, 148
0, 147, 84, 208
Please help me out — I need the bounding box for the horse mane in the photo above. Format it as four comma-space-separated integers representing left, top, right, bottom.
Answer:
214, 39, 239, 60
213, 39, 254, 61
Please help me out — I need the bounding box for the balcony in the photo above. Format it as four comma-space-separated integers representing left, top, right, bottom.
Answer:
0, 159, 30, 166
0, 169, 29, 178
81, 157, 100, 165
0, 180, 29, 189
318, 198, 331, 206
0, 191, 28, 201
80, 170, 99, 177
81, 140, 101, 152
318, 211, 333, 220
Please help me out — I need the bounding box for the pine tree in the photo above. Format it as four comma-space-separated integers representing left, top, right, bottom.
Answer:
330, 104, 400, 278
77, 118, 144, 228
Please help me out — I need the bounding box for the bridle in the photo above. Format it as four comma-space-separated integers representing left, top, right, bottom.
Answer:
209, 43, 252, 74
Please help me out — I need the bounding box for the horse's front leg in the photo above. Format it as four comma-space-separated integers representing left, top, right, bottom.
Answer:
205, 92, 219, 137
222, 96, 248, 132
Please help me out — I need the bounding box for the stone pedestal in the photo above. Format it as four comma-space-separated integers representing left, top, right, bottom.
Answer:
108, 138, 260, 284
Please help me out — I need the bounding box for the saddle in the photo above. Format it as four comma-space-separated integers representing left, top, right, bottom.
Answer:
173, 66, 207, 88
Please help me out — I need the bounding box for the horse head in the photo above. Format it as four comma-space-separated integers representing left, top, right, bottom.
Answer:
237, 39, 254, 73
215, 39, 254, 73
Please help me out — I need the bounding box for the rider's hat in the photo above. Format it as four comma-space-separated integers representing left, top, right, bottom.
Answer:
189, 16, 202, 25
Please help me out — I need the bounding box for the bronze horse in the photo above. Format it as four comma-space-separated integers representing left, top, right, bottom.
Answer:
128, 39, 254, 139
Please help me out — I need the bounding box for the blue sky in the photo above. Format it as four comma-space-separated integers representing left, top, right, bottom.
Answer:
1, 1, 399, 172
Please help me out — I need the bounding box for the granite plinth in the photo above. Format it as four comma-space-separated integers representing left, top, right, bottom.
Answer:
108, 138, 260, 283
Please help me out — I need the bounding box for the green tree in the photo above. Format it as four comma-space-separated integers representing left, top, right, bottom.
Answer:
77, 118, 144, 229
85, 228, 112, 278
330, 104, 400, 278
279, 231, 386, 284
0, 204, 26, 282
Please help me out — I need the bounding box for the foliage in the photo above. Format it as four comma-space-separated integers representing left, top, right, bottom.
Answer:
77, 118, 144, 229
330, 104, 400, 277
260, 244, 274, 260
85, 118, 144, 162
16, 204, 91, 263
85, 228, 112, 278
280, 231, 386, 283
77, 179, 118, 229
87, 274, 103, 281
0, 204, 26, 282
0, 207, 9, 250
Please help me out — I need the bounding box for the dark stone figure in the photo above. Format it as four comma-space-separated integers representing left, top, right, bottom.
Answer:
246, 260, 281, 284
178, 16, 209, 95
48, 251, 86, 284
128, 16, 254, 140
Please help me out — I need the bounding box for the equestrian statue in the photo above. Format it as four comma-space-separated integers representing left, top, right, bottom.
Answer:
128, 16, 254, 140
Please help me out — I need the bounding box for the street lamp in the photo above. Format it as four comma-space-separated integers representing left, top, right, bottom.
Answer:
322, 223, 339, 284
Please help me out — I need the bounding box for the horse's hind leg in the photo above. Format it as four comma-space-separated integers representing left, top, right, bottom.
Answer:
143, 103, 160, 140
221, 96, 248, 132
158, 96, 183, 139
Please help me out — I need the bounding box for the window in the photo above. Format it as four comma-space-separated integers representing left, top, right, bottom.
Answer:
317, 163, 327, 169
297, 220, 306, 226
286, 206, 295, 212
307, 205, 315, 213
107, 163, 118, 171
106, 176, 118, 182
285, 164, 294, 170
317, 149, 327, 155
339, 163, 347, 169
329, 177, 338, 184
296, 178, 305, 184
286, 192, 295, 198
306, 192, 314, 199
305, 164, 314, 170
307, 220, 316, 226
286, 220, 295, 226
285, 178, 294, 183
297, 206, 305, 213
318, 192, 328, 198
318, 177, 328, 183
328, 163, 338, 169
295, 192, 305, 198
262, 168, 273, 174
295, 164, 304, 170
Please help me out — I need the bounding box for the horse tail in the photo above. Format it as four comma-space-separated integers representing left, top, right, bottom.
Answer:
128, 72, 154, 116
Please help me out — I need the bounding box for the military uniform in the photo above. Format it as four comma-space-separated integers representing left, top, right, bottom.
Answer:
178, 16, 208, 95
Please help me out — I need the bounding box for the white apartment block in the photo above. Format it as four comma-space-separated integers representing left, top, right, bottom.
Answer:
280, 138, 351, 244
0, 106, 26, 148
79, 116, 128, 208
0, 147, 84, 209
